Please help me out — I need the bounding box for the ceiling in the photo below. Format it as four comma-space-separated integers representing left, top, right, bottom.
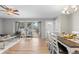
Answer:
0, 5, 65, 18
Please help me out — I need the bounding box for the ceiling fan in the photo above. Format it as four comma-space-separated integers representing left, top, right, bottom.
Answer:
0, 5, 19, 15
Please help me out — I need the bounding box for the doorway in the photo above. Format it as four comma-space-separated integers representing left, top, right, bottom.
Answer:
15, 21, 41, 38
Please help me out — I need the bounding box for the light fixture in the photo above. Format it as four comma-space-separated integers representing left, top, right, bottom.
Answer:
62, 5, 78, 14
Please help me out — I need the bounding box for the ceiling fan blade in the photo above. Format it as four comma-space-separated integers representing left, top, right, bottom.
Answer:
0, 5, 19, 15
0, 10, 5, 11
13, 10, 19, 12
0, 5, 9, 9
5, 12, 19, 15
13, 12, 19, 15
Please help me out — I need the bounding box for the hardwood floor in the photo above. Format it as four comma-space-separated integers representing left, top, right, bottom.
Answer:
3, 37, 48, 54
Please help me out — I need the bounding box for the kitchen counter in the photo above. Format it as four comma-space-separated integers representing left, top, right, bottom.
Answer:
0, 36, 17, 49
0, 36, 16, 42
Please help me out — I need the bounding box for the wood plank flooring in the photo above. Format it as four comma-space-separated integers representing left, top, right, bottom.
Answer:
3, 37, 48, 54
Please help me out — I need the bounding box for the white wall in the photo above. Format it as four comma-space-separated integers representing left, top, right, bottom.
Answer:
45, 20, 55, 38
71, 10, 79, 32
2, 17, 72, 38
2, 18, 40, 34
2, 20, 14, 35
1, 15, 73, 38
55, 14, 72, 33
0, 19, 3, 34
60, 15, 72, 33
54, 17, 61, 33
2, 18, 54, 39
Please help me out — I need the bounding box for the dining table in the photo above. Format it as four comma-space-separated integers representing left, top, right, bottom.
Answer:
57, 36, 79, 54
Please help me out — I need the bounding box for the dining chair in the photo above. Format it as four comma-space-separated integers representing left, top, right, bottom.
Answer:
47, 32, 53, 54
50, 33, 59, 54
